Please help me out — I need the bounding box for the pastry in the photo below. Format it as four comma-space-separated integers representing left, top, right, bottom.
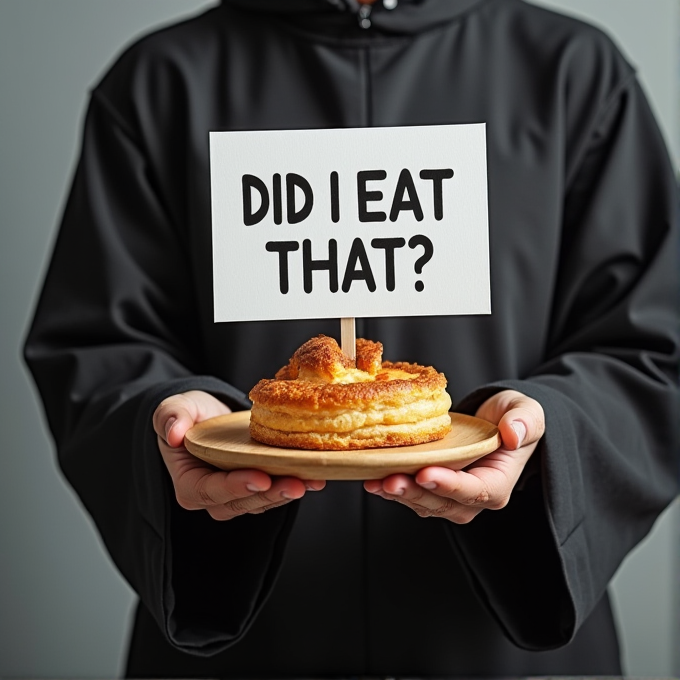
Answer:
248, 335, 452, 450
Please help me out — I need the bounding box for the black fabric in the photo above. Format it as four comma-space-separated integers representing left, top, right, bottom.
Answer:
24, 0, 679, 676
126, 483, 622, 677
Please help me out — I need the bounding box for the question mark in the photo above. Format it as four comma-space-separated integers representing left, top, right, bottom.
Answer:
408, 235, 433, 292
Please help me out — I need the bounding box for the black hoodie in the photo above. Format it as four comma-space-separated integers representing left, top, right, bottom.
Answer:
24, 0, 679, 676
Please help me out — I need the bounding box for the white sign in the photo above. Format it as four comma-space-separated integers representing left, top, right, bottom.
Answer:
210, 124, 490, 322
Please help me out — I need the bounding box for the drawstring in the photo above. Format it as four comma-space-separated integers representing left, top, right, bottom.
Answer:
358, 4, 372, 28
357, 0, 398, 29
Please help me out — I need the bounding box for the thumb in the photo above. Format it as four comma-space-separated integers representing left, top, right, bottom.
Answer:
497, 401, 545, 450
153, 395, 200, 448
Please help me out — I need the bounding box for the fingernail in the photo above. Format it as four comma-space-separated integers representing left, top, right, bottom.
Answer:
305, 483, 319, 491
164, 417, 176, 442
511, 421, 526, 449
390, 487, 405, 496
281, 491, 295, 500
419, 481, 437, 490
246, 483, 266, 493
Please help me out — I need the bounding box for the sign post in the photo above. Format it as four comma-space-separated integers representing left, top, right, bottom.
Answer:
340, 317, 356, 361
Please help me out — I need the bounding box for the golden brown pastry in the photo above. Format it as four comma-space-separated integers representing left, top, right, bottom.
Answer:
248, 335, 452, 450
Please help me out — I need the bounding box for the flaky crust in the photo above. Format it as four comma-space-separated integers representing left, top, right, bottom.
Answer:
249, 414, 453, 451
274, 334, 355, 381
249, 335, 452, 450
251, 362, 447, 411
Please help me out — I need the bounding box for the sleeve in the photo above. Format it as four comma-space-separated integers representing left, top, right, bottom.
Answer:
23, 88, 297, 656
447, 75, 680, 650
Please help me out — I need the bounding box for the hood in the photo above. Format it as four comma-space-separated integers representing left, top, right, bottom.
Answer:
221, 0, 488, 36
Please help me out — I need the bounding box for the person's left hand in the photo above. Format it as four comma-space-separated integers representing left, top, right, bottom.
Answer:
364, 389, 544, 524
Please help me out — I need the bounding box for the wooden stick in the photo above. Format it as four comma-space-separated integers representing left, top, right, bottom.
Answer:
340, 317, 356, 361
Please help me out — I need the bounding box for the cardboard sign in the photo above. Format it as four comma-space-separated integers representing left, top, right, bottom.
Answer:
210, 124, 490, 322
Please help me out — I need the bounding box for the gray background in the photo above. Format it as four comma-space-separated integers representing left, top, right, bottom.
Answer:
1, 1, 678, 677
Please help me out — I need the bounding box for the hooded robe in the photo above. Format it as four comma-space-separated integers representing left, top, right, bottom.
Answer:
24, 0, 680, 676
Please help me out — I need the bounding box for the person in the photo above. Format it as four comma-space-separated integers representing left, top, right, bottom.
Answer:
24, 0, 679, 676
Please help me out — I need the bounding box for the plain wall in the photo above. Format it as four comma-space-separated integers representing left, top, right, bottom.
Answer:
1, 1, 677, 677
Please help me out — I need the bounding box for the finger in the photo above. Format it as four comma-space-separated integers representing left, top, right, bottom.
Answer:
206, 477, 307, 520
416, 465, 512, 511
304, 480, 327, 491
209, 476, 325, 520
208, 497, 292, 520
382, 472, 468, 512
366, 473, 483, 523
382, 476, 453, 517
364, 479, 382, 493
240, 499, 293, 515
174, 466, 273, 510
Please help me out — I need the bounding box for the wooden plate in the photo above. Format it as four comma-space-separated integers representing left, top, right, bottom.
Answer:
184, 411, 501, 481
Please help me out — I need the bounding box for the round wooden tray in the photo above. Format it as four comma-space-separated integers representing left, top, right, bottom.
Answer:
184, 411, 500, 481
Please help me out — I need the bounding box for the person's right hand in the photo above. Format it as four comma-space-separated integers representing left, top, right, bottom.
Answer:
153, 390, 325, 520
